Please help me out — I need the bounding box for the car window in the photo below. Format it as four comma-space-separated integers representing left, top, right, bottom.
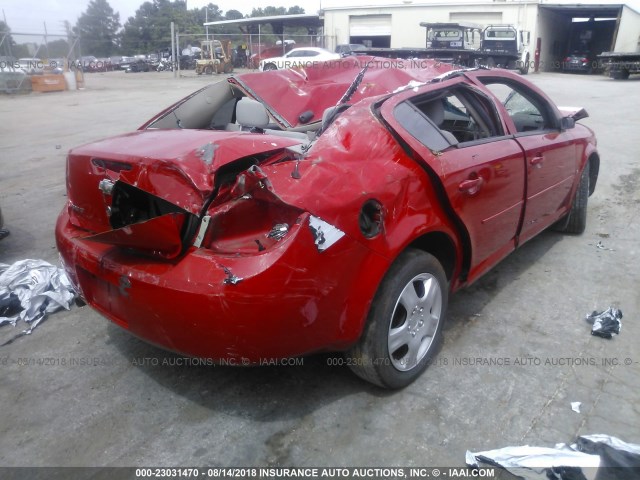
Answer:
482, 81, 555, 133
412, 88, 503, 143
394, 101, 452, 153
430, 29, 462, 40
394, 86, 504, 150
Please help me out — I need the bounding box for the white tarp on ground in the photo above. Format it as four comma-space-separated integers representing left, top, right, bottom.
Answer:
0, 259, 75, 335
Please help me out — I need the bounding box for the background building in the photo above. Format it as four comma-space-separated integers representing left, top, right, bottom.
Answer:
323, 1, 640, 70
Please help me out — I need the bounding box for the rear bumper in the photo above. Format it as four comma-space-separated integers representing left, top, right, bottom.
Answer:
563, 62, 593, 72
56, 208, 390, 362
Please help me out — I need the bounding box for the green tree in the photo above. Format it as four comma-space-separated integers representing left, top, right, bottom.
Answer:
1, 20, 17, 56
247, 6, 307, 41
225, 10, 244, 20
74, 0, 120, 56
250, 7, 286, 17
46, 39, 71, 57
0, 20, 33, 58
249, 6, 305, 17
120, 0, 202, 54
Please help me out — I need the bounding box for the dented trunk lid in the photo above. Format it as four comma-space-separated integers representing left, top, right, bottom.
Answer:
66, 129, 302, 237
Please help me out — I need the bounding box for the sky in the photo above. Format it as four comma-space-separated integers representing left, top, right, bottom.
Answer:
3, 0, 640, 37
2, 0, 323, 36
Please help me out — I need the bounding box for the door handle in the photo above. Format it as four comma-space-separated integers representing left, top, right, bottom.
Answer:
530, 155, 544, 167
458, 177, 483, 195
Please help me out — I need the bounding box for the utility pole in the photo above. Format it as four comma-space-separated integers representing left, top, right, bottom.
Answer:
44, 21, 50, 59
171, 21, 176, 78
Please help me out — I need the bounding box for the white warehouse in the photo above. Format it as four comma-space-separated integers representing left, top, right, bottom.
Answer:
322, 0, 640, 71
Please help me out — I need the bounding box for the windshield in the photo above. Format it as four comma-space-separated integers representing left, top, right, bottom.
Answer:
429, 29, 462, 41
485, 29, 516, 39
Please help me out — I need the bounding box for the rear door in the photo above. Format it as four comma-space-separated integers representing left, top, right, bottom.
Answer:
380, 80, 526, 283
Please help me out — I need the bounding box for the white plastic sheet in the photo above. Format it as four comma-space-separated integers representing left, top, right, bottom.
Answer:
0, 259, 76, 335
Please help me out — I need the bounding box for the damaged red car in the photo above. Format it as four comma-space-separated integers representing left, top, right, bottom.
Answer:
56, 57, 599, 388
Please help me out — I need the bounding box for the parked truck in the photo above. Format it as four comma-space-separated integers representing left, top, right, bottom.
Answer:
598, 51, 640, 79
420, 22, 482, 66
479, 24, 531, 74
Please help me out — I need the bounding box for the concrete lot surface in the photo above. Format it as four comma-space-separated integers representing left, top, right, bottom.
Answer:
0, 69, 639, 469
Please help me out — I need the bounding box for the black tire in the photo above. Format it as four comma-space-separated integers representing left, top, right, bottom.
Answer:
346, 249, 448, 389
519, 55, 530, 75
264, 63, 277, 71
204, 66, 213, 75
610, 69, 630, 80
555, 162, 589, 234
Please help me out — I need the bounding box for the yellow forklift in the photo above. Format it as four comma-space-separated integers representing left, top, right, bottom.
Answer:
195, 39, 234, 75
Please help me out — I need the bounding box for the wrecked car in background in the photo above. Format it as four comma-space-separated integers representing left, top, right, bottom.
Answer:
56, 57, 599, 388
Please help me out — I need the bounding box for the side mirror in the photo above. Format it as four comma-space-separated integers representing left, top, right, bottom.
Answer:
560, 116, 575, 130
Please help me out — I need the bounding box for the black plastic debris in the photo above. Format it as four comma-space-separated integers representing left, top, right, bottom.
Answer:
586, 307, 622, 339
576, 434, 640, 479
466, 444, 599, 479
466, 434, 640, 480
0, 292, 22, 318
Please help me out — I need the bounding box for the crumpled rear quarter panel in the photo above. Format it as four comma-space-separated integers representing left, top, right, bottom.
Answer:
56, 206, 391, 360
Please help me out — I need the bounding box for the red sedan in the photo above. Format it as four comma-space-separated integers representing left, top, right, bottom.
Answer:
56, 57, 599, 388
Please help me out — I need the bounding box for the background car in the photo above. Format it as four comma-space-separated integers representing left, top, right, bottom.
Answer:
18, 58, 43, 75
259, 47, 340, 71
126, 59, 151, 73
0, 56, 17, 72
118, 56, 136, 71
249, 44, 294, 69
563, 50, 600, 73
46, 58, 66, 73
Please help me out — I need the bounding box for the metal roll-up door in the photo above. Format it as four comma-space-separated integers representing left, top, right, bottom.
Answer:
349, 15, 392, 37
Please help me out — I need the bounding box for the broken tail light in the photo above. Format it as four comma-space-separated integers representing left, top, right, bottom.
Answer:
199, 195, 304, 255
84, 181, 198, 259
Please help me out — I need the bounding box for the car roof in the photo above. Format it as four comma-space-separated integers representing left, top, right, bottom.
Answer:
231, 56, 455, 129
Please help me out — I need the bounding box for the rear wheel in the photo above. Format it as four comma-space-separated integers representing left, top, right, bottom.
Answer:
264, 63, 277, 71
346, 249, 448, 389
204, 66, 213, 75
